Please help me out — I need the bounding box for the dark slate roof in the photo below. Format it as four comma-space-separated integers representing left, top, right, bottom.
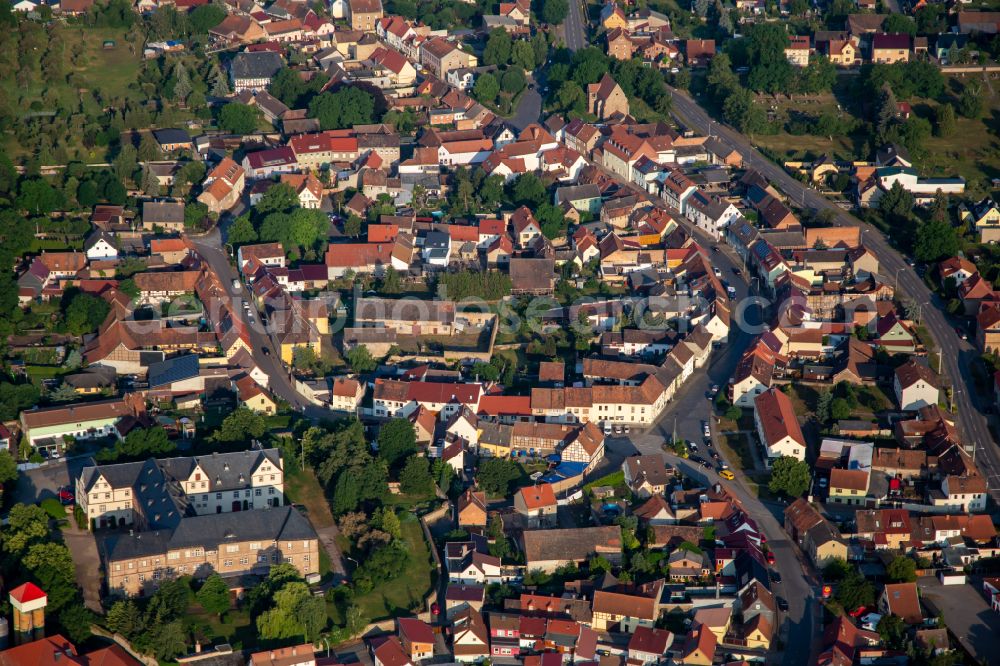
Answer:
103, 505, 315, 561
84, 230, 119, 252
152, 128, 191, 145
229, 51, 283, 80
147, 353, 200, 389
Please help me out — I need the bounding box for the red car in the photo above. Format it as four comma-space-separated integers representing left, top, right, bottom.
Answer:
431, 602, 440, 616
849, 606, 867, 618
57, 487, 74, 504
766, 551, 776, 565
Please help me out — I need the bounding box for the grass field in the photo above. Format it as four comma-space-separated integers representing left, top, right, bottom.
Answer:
283, 465, 335, 529
3, 26, 144, 161
351, 516, 435, 622
750, 73, 1000, 196
184, 604, 257, 650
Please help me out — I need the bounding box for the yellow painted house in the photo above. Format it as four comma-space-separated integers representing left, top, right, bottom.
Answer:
600, 1, 628, 30
744, 615, 773, 649
960, 199, 1000, 242
235, 375, 277, 414
828, 468, 870, 506
477, 423, 513, 457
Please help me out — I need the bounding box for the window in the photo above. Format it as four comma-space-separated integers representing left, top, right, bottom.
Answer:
168, 552, 180, 560
224, 559, 232, 567
216, 493, 222, 500
128, 562, 134, 569
114, 564, 121, 571
240, 557, 249, 565
255, 489, 262, 496
250, 542, 261, 550
226, 545, 239, 553
138, 574, 145, 582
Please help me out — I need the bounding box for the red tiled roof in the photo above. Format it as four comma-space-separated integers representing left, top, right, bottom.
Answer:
9, 582, 46, 603
517, 483, 556, 510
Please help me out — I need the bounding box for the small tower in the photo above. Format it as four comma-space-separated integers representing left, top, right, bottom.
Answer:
9, 582, 46, 644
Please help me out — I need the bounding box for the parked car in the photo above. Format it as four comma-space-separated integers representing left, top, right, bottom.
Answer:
770, 570, 782, 583
57, 487, 74, 504
777, 597, 789, 611
720, 469, 735, 480
766, 551, 776, 565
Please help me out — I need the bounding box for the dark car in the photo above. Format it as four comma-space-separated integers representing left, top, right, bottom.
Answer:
690, 456, 705, 465
732, 267, 742, 276
770, 570, 782, 583
777, 597, 789, 611
262, 346, 270, 356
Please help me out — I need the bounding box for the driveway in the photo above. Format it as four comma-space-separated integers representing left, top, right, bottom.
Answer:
64, 520, 104, 612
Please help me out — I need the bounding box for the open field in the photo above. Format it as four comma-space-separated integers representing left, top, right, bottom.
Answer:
351, 516, 435, 622
284, 465, 335, 529
748, 73, 1000, 196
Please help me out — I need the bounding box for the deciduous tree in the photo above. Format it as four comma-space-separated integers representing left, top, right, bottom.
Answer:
767, 456, 810, 497
377, 418, 417, 467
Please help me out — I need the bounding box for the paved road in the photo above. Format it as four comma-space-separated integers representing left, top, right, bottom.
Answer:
189, 220, 331, 421
554, 112, 822, 664
564, 0, 588, 51
510, 87, 542, 131
667, 87, 1000, 502
607, 432, 819, 666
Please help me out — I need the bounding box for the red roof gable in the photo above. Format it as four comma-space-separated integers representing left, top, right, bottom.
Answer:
10, 582, 47, 603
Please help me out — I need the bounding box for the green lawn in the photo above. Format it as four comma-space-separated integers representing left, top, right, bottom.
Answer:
350, 517, 435, 622
284, 465, 335, 529
752, 74, 1000, 196
718, 432, 756, 471
3, 26, 146, 162
183, 604, 257, 651
583, 469, 624, 491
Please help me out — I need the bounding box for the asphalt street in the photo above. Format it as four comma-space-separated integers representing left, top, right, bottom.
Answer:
190, 219, 331, 420
607, 427, 819, 666
563, 0, 588, 51
667, 87, 1000, 502
510, 87, 542, 132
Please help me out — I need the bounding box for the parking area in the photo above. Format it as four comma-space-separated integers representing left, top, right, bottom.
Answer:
13, 458, 90, 505
918, 576, 1000, 663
